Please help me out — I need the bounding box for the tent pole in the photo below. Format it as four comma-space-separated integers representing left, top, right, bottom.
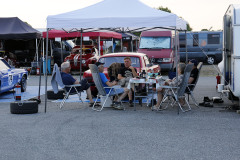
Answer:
36, 39, 38, 62
174, 27, 179, 114
98, 36, 101, 56
185, 30, 188, 63
131, 39, 133, 52
44, 29, 49, 113
112, 38, 114, 53
60, 40, 63, 64
80, 28, 83, 80
37, 38, 42, 103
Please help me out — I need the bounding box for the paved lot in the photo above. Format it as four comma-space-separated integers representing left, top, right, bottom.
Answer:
0, 65, 239, 160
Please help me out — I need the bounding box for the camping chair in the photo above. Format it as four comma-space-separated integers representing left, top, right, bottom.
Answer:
159, 63, 194, 113
186, 62, 203, 107
51, 63, 83, 109
89, 64, 124, 111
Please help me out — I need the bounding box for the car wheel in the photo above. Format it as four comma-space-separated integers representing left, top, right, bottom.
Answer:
20, 75, 27, 92
207, 56, 215, 64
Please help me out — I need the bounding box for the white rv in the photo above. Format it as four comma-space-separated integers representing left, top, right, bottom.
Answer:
223, 4, 240, 100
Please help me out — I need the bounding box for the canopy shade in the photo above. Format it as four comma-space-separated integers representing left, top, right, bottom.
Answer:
42, 29, 122, 39
47, 0, 187, 30
0, 17, 41, 39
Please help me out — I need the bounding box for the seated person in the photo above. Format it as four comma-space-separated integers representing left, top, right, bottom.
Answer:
152, 63, 186, 110
117, 57, 138, 107
187, 59, 199, 91
60, 62, 95, 107
96, 62, 129, 110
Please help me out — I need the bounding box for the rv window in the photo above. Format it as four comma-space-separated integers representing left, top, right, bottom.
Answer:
179, 35, 186, 48
207, 34, 220, 44
139, 37, 171, 49
193, 34, 199, 47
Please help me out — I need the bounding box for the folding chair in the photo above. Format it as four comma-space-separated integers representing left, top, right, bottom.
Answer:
159, 63, 194, 113
89, 64, 124, 111
186, 62, 203, 107
51, 63, 83, 109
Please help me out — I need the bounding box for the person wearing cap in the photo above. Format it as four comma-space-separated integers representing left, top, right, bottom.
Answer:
188, 59, 199, 86
96, 62, 129, 110
60, 61, 95, 107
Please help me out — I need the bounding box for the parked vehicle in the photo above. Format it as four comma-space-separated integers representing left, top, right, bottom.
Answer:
138, 31, 178, 71
221, 4, 240, 100
52, 40, 75, 67
179, 31, 223, 64
64, 44, 99, 71
83, 52, 160, 96
0, 57, 28, 94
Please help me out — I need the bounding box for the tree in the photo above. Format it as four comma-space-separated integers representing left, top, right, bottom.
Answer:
156, 6, 192, 31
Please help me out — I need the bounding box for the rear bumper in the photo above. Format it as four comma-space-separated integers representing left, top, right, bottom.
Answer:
159, 63, 173, 71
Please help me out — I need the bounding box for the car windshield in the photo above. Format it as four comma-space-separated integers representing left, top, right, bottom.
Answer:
139, 37, 171, 49
0, 59, 10, 70
98, 57, 140, 68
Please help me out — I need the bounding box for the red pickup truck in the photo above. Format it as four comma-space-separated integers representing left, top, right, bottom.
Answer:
83, 52, 161, 96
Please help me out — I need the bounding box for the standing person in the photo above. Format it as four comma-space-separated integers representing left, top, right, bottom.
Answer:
152, 63, 186, 110
60, 61, 95, 107
96, 62, 129, 110
117, 57, 138, 107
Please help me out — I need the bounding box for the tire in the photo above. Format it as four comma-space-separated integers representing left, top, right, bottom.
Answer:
10, 101, 38, 114
47, 89, 65, 99
20, 75, 27, 92
207, 56, 215, 65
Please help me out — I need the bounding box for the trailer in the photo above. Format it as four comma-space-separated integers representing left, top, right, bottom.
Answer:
223, 4, 240, 101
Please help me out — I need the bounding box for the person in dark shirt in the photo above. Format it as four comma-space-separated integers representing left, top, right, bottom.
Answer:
60, 62, 94, 106
97, 62, 129, 110
117, 57, 138, 107
188, 59, 199, 90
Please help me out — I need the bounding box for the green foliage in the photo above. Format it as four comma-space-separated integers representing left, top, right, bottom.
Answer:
156, 6, 171, 13
201, 29, 209, 31
157, 6, 192, 31
187, 23, 192, 31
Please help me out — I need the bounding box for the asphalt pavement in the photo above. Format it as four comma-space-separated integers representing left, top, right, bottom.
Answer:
0, 65, 239, 160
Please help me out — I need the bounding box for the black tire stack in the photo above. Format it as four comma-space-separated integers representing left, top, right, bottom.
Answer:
10, 101, 38, 114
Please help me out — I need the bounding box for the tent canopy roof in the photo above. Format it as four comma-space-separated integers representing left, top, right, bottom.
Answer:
47, 0, 187, 30
0, 17, 41, 39
42, 29, 122, 39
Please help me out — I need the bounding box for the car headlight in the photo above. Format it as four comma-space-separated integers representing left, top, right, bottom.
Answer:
162, 58, 171, 62
82, 60, 86, 64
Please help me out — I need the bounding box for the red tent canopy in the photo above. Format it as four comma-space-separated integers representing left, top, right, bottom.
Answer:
42, 29, 122, 39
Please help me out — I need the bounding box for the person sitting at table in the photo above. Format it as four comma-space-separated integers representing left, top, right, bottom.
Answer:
96, 62, 130, 110
187, 59, 199, 90
117, 57, 138, 107
152, 63, 186, 110
60, 61, 95, 107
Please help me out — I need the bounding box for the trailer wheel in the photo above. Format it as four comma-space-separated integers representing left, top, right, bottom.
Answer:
10, 101, 38, 114
20, 75, 27, 92
207, 56, 215, 64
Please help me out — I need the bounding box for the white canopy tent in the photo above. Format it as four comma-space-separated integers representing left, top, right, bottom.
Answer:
47, 0, 187, 30
45, 0, 188, 113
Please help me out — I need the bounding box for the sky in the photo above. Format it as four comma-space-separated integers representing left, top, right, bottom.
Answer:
1, 0, 240, 31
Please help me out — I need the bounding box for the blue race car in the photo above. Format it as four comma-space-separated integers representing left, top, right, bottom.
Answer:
0, 57, 28, 94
